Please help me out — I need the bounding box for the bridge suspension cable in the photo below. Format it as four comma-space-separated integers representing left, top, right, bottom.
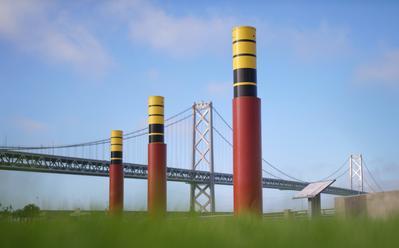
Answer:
363, 159, 383, 192
364, 178, 377, 193
321, 157, 349, 181
0, 106, 193, 151
333, 167, 350, 181
213, 106, 307, 182
319, 155, 382, 193
216, 106, 378, 190
212, 124, 287, 180
122, 107, 193, 141
261, 159, 306, 182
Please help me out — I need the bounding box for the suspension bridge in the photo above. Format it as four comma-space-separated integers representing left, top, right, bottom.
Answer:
0, 102, 382, 213
0, 26, 384, 214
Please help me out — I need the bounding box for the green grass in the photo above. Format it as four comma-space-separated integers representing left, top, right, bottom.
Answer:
1, 214, 398, 248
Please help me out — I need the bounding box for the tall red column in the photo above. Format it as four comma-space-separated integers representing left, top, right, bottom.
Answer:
232, 26, 263, 215
147, 96, 167, 215
109, 130, 124, 214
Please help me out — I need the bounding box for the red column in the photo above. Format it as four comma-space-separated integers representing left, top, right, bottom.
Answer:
233, 98, 262, 215
109, 130, 124, 214
147, 96, 167, 215
109, 163, 124, 213
232, 26, 263, 215
148, 143, 167, 215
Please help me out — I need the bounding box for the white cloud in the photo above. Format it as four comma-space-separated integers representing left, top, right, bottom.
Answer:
207, 82, 230, 95
14, 117, 47, 133
103, 1, 351, 62
0, 0, 351, 69
354, 49, 399, 87
146, 68, 160, 81
0, 0, 111, 75
289, 23, 349, 60
262, 21, 351, 61
104, 0, 236, 57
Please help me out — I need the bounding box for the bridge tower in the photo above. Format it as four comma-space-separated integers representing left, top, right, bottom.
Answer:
190, 102, 215, 213
349, 154, 363, 192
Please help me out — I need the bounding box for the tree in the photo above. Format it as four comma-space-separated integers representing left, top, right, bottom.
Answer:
22, 204, 40, 218
0, 203, 13, 218
12, 204, 40, 220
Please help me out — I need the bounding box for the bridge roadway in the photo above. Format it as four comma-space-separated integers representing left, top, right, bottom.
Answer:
0, 150, 363, 196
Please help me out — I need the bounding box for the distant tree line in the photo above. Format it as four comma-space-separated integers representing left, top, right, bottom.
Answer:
0, 203, 41, 220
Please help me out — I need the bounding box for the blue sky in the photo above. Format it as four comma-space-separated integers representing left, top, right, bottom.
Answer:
1, 0, 399, 211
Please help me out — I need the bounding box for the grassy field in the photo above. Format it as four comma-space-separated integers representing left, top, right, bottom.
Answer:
1, 213, 398, 248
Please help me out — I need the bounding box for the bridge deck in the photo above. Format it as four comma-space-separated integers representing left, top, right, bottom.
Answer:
0, 151, 363, 196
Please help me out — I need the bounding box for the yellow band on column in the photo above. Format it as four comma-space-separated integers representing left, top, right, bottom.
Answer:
148, 96, 164, 106
233, 26, 257, 98
111, 130, 123, 152
233, 41, 256, 56
232, 26, 256, 42
148, 96, 165, 143
110, 130, 123, 163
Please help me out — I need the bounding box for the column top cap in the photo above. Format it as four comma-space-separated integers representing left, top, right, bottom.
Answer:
111, 130, 123, 137
232, 26, 256, 41
148, 96, 164, 106
232, 26, 256, 31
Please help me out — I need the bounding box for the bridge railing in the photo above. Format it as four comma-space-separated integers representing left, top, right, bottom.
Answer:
0, 150, 365, 196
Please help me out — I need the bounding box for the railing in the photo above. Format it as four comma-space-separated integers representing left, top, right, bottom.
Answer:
263, 208, 336, 219
0, 150, 364, 196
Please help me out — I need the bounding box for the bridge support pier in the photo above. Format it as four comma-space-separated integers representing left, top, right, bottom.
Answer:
109, 130, 124, 214
232, 26, 262, 215
147, 96, 167, 215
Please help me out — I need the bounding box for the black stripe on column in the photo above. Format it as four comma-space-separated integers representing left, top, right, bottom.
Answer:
149, 124, 164, 134
234, 68, 257, 83
233, 53, 256, 58
111, 151, 122, 159
111, 159, 122, 164
149, 135, 164, 143
232, 39, 256, 44
234, 85, 257, 97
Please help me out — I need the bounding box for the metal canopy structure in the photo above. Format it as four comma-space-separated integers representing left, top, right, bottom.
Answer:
293, 180, 336, 218
0, 150, 364, 196
293, 180, 336, 199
